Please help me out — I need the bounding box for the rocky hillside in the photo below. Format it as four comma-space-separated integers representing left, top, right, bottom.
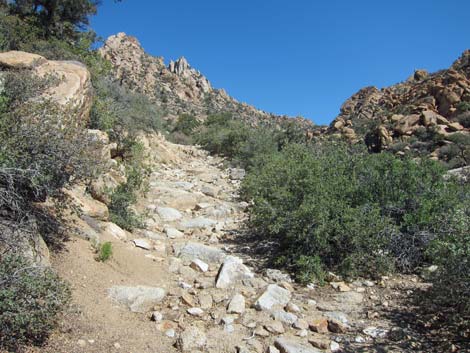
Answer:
326, 50, 470, 167
100, 32, 313, 129
42, 133, 439, 353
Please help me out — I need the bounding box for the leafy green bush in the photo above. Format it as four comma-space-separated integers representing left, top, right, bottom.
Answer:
241, 142, 466, 282
96, 241, 113, 262
0, 254, 71, 351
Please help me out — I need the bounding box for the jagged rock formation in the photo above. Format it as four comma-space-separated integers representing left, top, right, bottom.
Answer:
99, 32, 313, 129
0, 50, 93, 120
327, 50, 470, 166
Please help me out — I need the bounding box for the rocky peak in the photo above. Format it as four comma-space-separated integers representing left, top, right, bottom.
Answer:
99, 33, 314, 129
169, 56, 189, 76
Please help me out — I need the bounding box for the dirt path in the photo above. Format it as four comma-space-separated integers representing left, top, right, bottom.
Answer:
37, 139, 448, 353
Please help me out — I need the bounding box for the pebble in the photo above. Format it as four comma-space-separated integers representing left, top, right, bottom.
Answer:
151, 311, 163, 322
165, 329, 176, 338
187, 307, 204, 316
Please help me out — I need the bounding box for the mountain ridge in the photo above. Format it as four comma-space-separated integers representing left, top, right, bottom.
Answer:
99, 32, 315, 130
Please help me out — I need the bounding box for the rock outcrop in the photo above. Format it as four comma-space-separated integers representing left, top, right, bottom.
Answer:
325, 50, 470, 166
0, 50, 93, 120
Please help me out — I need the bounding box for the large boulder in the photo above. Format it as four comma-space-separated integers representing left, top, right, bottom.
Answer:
0, 51, 92, 121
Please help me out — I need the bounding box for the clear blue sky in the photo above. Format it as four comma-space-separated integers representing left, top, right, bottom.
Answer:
91, 0, 470, 125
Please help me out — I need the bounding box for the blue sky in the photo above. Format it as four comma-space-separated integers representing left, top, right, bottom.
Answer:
92, 0, 470, 125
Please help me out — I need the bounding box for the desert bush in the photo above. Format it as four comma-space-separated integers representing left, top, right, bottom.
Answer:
96, 241, 113, 262
195, 113, 281, 169
425, 183, 470, 328
0, 254, 71, 351
241, 142, 466, 282
196, 113, 251, 159
108, 140, 148, 231
456, 111, 470, 129
91, 77, 165, 139
173, 113, 200, 136
0, 70, 101, 248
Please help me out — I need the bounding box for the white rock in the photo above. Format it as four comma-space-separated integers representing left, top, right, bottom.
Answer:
151, 311, 163, 322
330, 341, 340, 352
108, 286, 166, 313
324, 311, 349, 324
227, 293, 245, 314
274, 337, 323, 353
165, 227, 184, 239
187, 307, 204, 316
165, 329, 175, 338
255, 284, 291, 311
176, 242, 226, 263
103, 222, 127, 240
266, 268, 292, 283
271, 310, 298, 325
178, 326, 207, 351
190, 259, 209, 272
180, 217, 217, 229
216, 256, 254, 289
157, 207, 182, 222
133, 238, 152, 250
179, 281, 192, 289
363, 326, 389, 338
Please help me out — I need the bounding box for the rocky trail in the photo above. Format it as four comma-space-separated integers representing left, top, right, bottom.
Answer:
37, 138, 441, 353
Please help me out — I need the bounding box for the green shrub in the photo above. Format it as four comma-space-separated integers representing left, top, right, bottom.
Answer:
195, 113, 282, 169
96, 241, 113, 262
173, 114, 200, 136
0, 254, 71, 351
108, 140, 148, 231
90, 77, 165, 139
241, 142, 466, 282
456, 111, 470, 129
0, 71, 101, 249
425, 193, 470, 329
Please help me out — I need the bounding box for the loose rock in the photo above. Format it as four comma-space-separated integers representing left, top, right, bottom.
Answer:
227, 293, 246, 314
254, 284, 291, 311
216, 256, 254, 289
